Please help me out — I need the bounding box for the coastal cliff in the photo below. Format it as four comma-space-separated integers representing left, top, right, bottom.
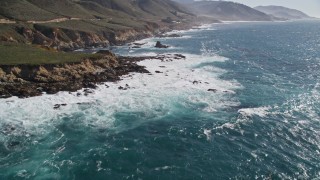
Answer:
0, 20, 198, 51
0, 51, 185, 98
1, 24, 156, 51
0, 51, 137, 98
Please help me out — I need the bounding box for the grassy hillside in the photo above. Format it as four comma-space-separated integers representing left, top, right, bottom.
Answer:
85, 0, 140, 16
0, 0, 192, 42
0, 0, 61, 21
84, 0, 182, 19
0, 0, 191, 31
0, 0, 190, 21
78, 1, 132, 19
0, 0, 194, 36
27, 0, 98, 19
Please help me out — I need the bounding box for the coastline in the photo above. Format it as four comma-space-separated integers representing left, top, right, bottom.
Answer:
0, 51, 187, 99
1, 20, 286, 99
0, 21, 218, 99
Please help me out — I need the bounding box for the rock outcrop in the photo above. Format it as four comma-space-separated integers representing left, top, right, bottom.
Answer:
0, 53, 186, 98
155, 41, 169, 48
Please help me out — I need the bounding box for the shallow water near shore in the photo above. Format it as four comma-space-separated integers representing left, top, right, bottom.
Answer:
1, 20, 320, 179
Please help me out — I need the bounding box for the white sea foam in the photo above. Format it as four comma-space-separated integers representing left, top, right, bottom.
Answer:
154, 166, 174, 171
238, 107, 271, 118
210, 106, 270, 136
0, 54, 238, 136
167, 24, 217, 35
203, 129, 212, 140
0, 34, 239, 136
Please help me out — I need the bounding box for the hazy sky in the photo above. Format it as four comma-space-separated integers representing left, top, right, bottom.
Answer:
227, 0, 320, 17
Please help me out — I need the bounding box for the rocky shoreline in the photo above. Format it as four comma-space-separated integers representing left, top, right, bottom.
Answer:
0, 51, 186, 98
0, 20, 211, 99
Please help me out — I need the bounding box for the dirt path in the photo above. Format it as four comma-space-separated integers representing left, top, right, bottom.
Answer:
0, 19, 16, 24
0, 17, 84, 24
27, 17, 81, 24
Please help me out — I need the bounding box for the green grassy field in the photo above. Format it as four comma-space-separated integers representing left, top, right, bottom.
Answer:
0, 43, 103, 65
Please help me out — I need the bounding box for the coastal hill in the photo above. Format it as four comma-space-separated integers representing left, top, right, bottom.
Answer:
177, 1, 276, 21
0, 0, 195, 51
0, 0, 191, 21
254, 6, 312, 20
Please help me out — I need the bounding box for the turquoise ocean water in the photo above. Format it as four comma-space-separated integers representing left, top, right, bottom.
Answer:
0, 20, 319, 179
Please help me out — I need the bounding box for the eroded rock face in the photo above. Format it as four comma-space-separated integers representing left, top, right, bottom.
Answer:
20, 27, 52, 47
1, 17, 198, 51
0, 51, 117, 98
17, 25, 159, 51
111, 29, 154, 46
0, 56, 118, 83
18, 26, 110, 51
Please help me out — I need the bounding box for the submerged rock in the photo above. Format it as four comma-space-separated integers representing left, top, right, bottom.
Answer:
54, 104, 61, 109
208, 89, 217, 93
133, 42, 146, 46
84, 82, 98, 89
193, 81, 200, 84
8, 141, 20, 148
174, 54, 186, 59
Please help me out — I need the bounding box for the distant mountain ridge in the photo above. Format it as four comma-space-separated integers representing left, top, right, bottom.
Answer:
171, 0, 194, 4
254, 6, 311, 20
187, 1, 275, 21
